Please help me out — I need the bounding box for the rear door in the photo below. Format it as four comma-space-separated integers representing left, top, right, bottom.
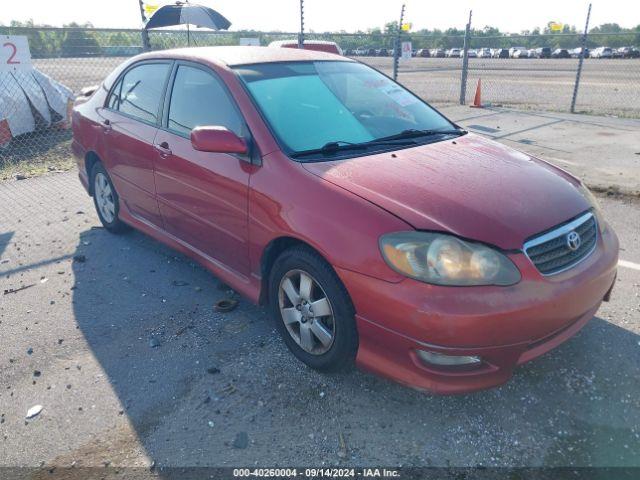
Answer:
153, 62, 254, 276
100, 61, 172, 227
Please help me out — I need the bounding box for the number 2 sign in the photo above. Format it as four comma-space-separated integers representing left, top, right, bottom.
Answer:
1, 35, 32, 72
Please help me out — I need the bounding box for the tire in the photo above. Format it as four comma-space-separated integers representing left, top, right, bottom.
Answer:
90, 162, 128, 234
268, 246, 358, 373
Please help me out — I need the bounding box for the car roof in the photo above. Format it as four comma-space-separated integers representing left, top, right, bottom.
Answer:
138, 46, 351, 67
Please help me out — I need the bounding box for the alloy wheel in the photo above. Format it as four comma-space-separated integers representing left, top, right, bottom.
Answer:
278, 269, 335, 355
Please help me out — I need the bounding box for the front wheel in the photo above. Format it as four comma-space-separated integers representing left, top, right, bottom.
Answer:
268, 246, 358, 372
91, 162, 128, 234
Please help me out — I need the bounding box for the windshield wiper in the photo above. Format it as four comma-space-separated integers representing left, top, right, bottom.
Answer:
373, 128, 466, 142
291, 139, 416, 159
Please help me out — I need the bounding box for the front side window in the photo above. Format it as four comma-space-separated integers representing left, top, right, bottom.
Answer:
167, 65, 244, 137
116, 63, 170, 123
235, 61, 456, 158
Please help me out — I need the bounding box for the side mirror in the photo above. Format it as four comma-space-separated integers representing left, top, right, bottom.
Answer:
190, 126, 248, 154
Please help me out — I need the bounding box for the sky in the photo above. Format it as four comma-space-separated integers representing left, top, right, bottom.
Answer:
2, 0, 639, 33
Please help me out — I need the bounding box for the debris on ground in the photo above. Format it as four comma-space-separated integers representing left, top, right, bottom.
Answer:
214, 298, 238, 313
171, 280, 189, 287
207, 367, 221, 375
4, 284, 35, 295
233, 431, 249, 449
73, 254, 86, 263
338, 432, 348, 459
149, 338, 161, 348
26, 405, 43, 419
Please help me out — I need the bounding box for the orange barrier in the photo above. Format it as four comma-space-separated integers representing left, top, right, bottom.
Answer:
0, 119, 11, 146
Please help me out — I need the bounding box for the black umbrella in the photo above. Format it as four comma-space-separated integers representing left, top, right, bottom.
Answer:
145, 1, 231, 45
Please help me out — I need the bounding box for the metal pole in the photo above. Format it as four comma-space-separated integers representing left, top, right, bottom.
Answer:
571, 3, 591, 113
459, 10, 472, 105
393, 3, 405, 81
138, 0, 151, 51
298, 0, 305, 49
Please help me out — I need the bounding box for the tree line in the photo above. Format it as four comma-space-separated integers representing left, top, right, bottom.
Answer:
1, 19, 639, 58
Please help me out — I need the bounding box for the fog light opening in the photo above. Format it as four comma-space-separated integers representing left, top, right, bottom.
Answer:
416, 349, 482, 367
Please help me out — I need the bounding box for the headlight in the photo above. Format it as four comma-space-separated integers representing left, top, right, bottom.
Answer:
577, 183, 606, 233
380, 232, 521, 286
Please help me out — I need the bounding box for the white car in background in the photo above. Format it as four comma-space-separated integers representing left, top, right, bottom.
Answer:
509, 47, 529, 58
446, 48, 462, 58
477, 48, 492, 58
591, 46, 613, 58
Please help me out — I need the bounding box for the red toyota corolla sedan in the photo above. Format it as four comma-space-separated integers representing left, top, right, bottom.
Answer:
71, 47, 619, 394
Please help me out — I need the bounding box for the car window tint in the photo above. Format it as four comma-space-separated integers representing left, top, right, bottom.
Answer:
168, 65, 243, 136
107, 79, 122, 109
118, 63, 170, 123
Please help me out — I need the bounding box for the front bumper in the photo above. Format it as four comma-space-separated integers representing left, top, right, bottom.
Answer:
337, 226, 619, 395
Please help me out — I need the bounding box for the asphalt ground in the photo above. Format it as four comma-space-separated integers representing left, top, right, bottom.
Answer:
0, 171, 639, 472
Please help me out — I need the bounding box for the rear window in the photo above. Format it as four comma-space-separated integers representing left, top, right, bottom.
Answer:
110, 63, 170, 124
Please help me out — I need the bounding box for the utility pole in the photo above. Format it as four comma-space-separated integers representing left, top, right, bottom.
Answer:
138, 0, 151, 51
459, 10, 472, 105
392, 3, 405, 81
298, 0, 305, 49
571, 3, 592, 113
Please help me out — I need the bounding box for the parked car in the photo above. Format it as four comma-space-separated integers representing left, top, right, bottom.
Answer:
446, 48, 462, 58
430, 48, 446, 58
375, 48, 389, 57
268, 39, 343, 55
366, 48, 377, 56
467, 49, 477, 58
531, 47, 552, 59
570, 47, 590, 58
509, 47, 528, 58
416, 48, 431, 57
492, 48, 509, 58
477, 48, 492, 58
72, 46, 619, 395
591, 47, 613, 59
617, 46, 640, 58
552, 48, 571, 58
354, 47, 367, 56
512, 48, 529, 59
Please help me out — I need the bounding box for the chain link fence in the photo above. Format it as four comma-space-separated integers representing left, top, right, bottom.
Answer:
1, 26, 639, 174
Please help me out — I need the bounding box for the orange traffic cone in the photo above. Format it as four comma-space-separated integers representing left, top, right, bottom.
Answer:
470, 78, 483, 108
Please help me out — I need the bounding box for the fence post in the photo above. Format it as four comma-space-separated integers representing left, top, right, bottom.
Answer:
392, 3, 405, 81
298, 0, 305, 48
571, 3, 592, 113
459, 10, 472, 105
137, 0, 151, 51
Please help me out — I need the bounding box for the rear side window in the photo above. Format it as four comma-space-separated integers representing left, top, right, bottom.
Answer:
113, 63, 170, 123
167, 65, 244, 137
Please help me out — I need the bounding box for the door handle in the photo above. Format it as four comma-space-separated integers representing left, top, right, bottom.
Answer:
102, 118, 112, 132
154, 142, 172, 156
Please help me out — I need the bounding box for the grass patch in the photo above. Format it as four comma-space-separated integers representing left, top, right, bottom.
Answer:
0, 130, 75, 181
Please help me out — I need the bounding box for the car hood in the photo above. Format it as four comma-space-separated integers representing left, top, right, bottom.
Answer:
301, 133, 590, 250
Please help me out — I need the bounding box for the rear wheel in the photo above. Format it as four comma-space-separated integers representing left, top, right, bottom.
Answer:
91, 162, 128, 233
269, 246, 358, 372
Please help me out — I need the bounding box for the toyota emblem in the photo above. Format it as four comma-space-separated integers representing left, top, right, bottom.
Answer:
566, 231, 581, 251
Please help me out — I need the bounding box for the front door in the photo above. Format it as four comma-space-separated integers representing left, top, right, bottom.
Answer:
153, 63, 254, 276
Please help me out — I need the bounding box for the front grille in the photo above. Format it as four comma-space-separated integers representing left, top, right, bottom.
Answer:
524, 212, 597, 275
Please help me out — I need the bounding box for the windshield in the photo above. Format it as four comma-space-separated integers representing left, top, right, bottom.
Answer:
234, 61, 456, 157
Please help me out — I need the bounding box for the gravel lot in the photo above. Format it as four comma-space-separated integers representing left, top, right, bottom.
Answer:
32, 56, 640, 118
0, 172, 639, 471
